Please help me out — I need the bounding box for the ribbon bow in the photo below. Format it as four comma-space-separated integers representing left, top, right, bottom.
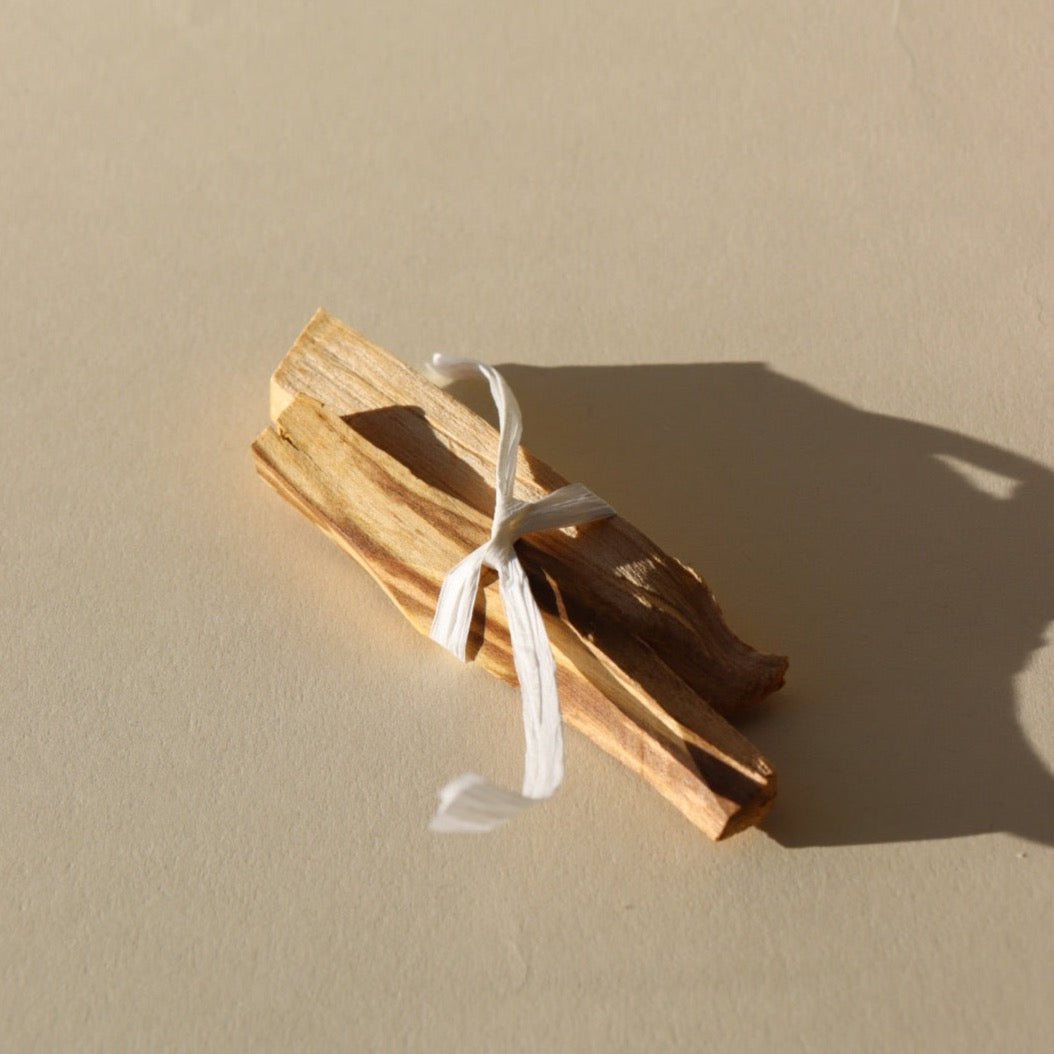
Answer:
427, 355, 616, 833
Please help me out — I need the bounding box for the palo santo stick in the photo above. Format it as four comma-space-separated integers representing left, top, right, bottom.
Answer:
271, 310, 788, 719
253, 395, 776, 838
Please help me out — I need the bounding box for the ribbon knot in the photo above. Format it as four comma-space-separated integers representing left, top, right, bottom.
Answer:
426, 355, 616, 832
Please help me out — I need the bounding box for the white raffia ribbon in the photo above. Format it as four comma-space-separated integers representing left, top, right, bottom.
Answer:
426, 355, 616, 833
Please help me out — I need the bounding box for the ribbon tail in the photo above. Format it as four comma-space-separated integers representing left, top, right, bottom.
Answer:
429, 548, 486, 661
429, 773, 533, 833
500, 558, 564, 799
429, 559, 563, 833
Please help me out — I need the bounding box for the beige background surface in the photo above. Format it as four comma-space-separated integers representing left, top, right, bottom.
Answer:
4, 2, 1053, 1051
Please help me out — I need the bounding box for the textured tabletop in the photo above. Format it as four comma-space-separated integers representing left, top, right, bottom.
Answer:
4, 3, 1053, 1050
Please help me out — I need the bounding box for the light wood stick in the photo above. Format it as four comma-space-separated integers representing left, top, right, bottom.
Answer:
253, 395, 776, 838
271, 309, 788, 719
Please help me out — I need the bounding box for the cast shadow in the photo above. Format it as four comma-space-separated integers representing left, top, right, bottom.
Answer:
448, 363, 1054, 848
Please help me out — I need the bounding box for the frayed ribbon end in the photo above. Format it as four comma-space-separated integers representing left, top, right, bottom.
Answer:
429, 773, 533, 834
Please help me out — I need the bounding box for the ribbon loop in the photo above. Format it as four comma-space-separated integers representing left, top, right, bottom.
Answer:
426, 355, 615, 833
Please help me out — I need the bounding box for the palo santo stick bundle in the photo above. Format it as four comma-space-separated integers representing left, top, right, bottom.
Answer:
252, 311, 787, 839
